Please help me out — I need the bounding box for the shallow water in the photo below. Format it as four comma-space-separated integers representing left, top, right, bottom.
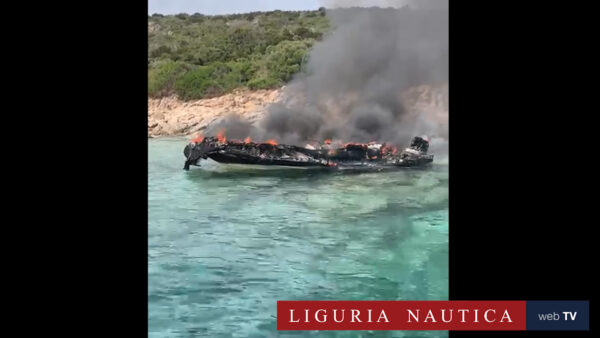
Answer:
149, 137, 449, 337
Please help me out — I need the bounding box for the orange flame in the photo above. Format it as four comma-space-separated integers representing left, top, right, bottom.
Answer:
265, 139, 278, 145
217, 129, 227, 143
381, 144, 398, 155
191, 134, 204, 143
244, 137, 252, 143
324, 139, 332, 145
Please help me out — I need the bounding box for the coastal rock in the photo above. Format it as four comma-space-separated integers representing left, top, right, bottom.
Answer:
147, 85, 448, 138
148, 89, 282, 138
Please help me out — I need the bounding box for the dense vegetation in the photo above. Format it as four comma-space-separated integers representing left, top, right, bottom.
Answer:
148, 9, 329, 100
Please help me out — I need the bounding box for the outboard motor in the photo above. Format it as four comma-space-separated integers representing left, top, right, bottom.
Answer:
183, 138, 220, 170
183, 143, 200, 170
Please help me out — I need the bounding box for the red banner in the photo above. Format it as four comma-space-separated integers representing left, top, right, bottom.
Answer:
277, 301, 527, 330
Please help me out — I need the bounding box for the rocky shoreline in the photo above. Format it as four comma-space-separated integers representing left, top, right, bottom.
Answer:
148, 84, 448, 139
148, 89, 282, 138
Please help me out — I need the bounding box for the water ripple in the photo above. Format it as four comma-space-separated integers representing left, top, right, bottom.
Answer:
149, 138, 448, 337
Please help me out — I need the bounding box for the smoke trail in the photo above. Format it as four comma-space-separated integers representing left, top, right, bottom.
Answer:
320, 0, 448, 10
214, 0, 448, 152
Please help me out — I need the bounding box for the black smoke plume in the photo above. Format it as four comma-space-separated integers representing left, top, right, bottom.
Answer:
210, 0, 448, 151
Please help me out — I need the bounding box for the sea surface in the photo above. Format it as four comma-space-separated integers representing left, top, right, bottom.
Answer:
149, 137, 449, 338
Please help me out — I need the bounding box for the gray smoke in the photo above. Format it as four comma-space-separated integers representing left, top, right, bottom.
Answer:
214, 0, 448, 150
320, 0, 448, 10
206, 114, 254, 140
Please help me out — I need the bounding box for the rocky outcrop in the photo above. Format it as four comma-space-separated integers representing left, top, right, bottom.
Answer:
148, 84, 448, 138
148, 89, 283, 138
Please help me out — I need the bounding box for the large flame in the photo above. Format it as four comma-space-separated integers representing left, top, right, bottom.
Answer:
265, 139, 278, 146
244, 137, 252, 144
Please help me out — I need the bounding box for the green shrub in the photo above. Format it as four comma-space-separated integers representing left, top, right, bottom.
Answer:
150, 45, 172, 59
148, 60, 191, 97
265, 40, 312, 81
174, 65, 220, 100
173, 62, 250, 99
247, 76, 281, 90
147, 9, 330, 99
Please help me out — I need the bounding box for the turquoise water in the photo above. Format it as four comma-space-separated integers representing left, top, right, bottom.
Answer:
149, 137, 449, 337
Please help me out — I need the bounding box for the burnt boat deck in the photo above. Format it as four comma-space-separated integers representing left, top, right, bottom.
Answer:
183, 136, 433, 171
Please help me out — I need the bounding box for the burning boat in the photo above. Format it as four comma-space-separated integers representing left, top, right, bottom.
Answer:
183, 134, 433, 171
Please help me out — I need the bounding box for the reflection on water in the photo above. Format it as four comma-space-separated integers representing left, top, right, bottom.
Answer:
149, 137, 448, 337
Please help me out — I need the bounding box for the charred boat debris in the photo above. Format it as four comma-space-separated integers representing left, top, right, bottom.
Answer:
183, 136, 433, 170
